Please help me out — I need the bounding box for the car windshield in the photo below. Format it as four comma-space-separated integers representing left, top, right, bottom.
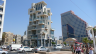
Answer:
57, 45, 60, 46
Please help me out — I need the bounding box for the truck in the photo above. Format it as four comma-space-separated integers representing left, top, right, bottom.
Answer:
9, 44, 22, 51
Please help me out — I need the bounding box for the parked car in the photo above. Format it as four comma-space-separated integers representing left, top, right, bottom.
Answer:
17, 46, 34, 53
34, 46, 49, 53
9, 44, 22, 51
0, 48, 8, 54
1, 45, 7, 49
53, 44, 63, 49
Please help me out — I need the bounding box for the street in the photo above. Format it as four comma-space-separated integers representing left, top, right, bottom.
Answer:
7, 48, 60, 54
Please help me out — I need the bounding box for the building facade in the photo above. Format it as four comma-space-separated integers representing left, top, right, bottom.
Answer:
61, 10, 89, 42
15, 35, 21, 44
21, 35, 27, 45
0, 0, 6, 40
3, 32, 13, 46
27, 1, 54, 47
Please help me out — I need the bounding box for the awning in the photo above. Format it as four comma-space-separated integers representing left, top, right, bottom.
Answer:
75, 42, 83, 44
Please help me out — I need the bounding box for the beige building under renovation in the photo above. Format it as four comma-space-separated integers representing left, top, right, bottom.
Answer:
3, 32, 13, 46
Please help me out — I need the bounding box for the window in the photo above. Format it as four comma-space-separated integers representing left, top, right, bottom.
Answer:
30, 10, 32, 12
48, 22, 49, 25
0, 8, 3, 12
38, 12, 41, 14
41, 4, 42, 9
0, 15, 2, 18
42, 25, 44, 28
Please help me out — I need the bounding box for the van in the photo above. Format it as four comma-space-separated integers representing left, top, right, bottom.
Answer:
9, 44, 22, 51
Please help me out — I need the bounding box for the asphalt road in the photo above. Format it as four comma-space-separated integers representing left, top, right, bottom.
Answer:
7, 48, 60, 54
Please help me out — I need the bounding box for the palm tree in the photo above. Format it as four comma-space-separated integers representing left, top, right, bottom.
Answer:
89, 40, 93, 46
90, 28, 96, 36
2, 32, 6, 44
82, 37, 89, 44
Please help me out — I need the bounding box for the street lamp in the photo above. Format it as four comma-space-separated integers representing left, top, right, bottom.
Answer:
86, 25, 96, 53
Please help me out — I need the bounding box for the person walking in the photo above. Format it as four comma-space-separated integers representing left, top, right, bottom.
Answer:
83, 45, 86, 54
71, 45, 74, 54
86, 44, 89, 54
77, 45, 81, 54
89, 45, 94, 54
75, 45, 78, 54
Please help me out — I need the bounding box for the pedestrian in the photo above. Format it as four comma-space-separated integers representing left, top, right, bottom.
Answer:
89, 45, 93, 54
75, 45, 78, 54
86, 44, 89, 54
73, 44, 76, 54
83, 45, 86, 54
77, 45, 81, 54
71, 45, 74, 54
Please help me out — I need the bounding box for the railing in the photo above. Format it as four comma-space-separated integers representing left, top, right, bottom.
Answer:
39, 21, 45, 24
51, 28, 55, 30
29, 19, 32, 21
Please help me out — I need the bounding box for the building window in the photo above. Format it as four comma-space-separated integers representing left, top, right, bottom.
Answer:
0, 8, 3, 12
0, 15, 2, 18
30, 10, 32, 12
42, 25, 44, 28
41, 4, 42, 9
48, 22, 49, 25
38, 12, 41, 14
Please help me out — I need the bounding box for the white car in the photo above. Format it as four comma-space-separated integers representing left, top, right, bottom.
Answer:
17, 46, 34, 53
0, 48, 8, 54
2, 45, 7, 49
53, 45, 63, 49
34, 46, 49, 53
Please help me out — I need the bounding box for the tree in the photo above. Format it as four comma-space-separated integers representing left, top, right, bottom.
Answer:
51, 42, 56, 45
64, 42, 66, 45
82, 37, 89, 44
2, 33, 6, 44
89, 40, 93, 45
90, 28, 96, 36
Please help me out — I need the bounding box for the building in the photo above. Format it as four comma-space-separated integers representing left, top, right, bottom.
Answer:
3, 32, 13, 46
0, 0, 6, 40
59, 36, 62, 40
15, 35, 21, 44
21, 35, 27, 45
27, 1, 54, 47
56, 40, 62, 45
61, 10, 89, 42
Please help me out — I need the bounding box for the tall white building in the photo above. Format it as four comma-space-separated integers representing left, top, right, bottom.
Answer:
0, 0, 6, 40
27, 1, 54, 47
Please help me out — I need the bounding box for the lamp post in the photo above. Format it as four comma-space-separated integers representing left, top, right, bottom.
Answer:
86, 25, 96, 53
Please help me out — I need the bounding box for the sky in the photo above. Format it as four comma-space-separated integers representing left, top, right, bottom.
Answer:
1, 0, 96, 40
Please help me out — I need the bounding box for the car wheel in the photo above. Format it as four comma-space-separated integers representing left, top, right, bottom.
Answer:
31, 49, 33, 52
22, 50, 25, 53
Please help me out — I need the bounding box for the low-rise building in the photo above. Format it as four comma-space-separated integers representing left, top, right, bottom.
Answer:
15, 35, 21, 44
3, 32, 13, 46
21, 35, 27, 45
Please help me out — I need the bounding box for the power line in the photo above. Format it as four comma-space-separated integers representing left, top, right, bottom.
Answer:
70, 0, 96, 23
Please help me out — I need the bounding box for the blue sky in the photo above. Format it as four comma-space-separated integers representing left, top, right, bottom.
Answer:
2, 0, 96, 39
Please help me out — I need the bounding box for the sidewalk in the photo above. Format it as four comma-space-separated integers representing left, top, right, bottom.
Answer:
47, 51, 83, 54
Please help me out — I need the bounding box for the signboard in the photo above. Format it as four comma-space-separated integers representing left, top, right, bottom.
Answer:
59, 36, 62, 40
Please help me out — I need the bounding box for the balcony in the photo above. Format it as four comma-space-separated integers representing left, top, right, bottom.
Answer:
31, 37, 37, 39
32, 27, 37, 30
0, 17, 2, 21
51, 21, 53, 23
38, 21, 45, 25
33, 19, 36, 21
36, 18, 40, 21
51, 28, 55, 31
29, 19, 32, 22
45, 27, 48, 30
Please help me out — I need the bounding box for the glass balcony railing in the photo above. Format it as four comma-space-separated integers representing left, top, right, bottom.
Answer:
51, 28, 55, 30
29, 19, 32, 21
31, 37, 37, 39
32, 27, 37, 29
39, 21, 45, 24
